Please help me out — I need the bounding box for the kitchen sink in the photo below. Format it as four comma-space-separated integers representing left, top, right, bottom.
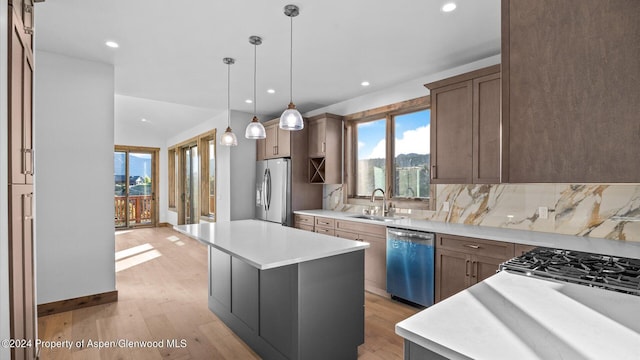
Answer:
348, 214, 404, 222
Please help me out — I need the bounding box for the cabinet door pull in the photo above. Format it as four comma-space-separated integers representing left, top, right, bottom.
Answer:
465, 259, 470, 276
322, 142, 326, 153
273, 145, 278, 155
472, 261, 478, 279
431, 165, 436, 179
23, 148, 34, 175
23, 193, 34, 221
464, 244, 480, 249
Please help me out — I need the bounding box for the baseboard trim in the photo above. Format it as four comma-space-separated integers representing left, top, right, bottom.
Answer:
38, 290, 118, 317
158, 222, 171, 227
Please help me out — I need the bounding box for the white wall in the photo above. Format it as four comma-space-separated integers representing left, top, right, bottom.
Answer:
165, 110, 257, 225
0, 3, 11, 356
305, 55, 501, 117
34, 51, 116, 304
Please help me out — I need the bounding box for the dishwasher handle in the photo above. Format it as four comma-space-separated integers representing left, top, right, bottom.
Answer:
387, 229, 434, 243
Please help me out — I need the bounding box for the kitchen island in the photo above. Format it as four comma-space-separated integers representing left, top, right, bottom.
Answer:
174, 220, 369, 360
396, 271, 640, 360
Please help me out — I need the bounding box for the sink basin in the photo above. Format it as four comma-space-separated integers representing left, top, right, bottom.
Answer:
348, 214, 404, 222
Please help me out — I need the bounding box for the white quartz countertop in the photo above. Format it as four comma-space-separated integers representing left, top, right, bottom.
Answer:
294, 209, 640, 259
173, 219, 369, 270
396, 271, 640, 360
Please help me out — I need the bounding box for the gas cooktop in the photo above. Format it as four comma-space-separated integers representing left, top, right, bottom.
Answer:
500, 247, 640, 296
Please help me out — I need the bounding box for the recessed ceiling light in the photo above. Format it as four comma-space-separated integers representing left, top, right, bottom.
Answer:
105, 41, 119, 48
141, 118, 147, 122
267, 89, 275, 94
245, 99, 253, 104
441, 2, 456, 12
361, 81, 370, 87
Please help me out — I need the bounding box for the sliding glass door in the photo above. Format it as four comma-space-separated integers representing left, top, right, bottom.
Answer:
114, 147, 157, 228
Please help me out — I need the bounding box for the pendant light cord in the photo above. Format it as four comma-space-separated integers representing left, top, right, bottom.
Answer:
289, 14, 293, 104
254, 43, 257, 116
227, 62, 231, 127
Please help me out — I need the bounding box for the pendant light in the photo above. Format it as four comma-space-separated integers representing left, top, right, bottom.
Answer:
279, 4, 304, 131
220, 57, 238, 147
245, 36, 267, 139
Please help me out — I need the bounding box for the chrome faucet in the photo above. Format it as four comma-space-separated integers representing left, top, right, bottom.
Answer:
371, 188, 387, 216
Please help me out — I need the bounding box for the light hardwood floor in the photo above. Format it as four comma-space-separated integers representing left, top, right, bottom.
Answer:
37, 227, 418, 359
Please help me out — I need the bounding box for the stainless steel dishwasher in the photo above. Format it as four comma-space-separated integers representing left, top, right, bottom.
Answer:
386, 227, 435, 307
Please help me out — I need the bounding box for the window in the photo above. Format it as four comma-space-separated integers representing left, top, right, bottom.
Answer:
355, 118, 386, 196
346, 96, 431, 207
393, 110, 430, 199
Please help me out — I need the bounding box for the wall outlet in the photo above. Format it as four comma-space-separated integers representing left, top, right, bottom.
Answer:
442, 201, 450, 212
538, 206, 548, 219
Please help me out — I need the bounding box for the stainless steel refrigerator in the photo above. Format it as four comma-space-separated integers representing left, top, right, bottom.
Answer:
256, 159, 292, 226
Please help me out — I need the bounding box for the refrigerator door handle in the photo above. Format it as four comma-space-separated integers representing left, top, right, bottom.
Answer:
262, 168, 268, 211
266, 168, 272, 211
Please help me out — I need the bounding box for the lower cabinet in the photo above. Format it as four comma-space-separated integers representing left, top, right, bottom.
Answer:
435, 234, 515, 303
208, 246, 365, 360
231, 258, 259, 331
209, 247, 231, 309
335, 220, 387, 296
404, 340, 448, 360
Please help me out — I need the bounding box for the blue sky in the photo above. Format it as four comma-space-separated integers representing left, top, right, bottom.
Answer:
358, 109, 430, 159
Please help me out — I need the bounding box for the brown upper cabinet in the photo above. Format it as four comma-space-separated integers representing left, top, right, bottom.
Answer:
425, 65, 501, 184
256, 118, 292, 160
307, 113, 343, 184
501, 0, 640, 183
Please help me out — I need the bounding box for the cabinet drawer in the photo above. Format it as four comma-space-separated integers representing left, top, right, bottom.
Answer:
314, 227, 335, 236
437, 234, 514, 259
295, 224, 314, 232
315, 216, 335, 228
334, 230, 359, 241
335, 220, 385, 237
295, 214, 314, 226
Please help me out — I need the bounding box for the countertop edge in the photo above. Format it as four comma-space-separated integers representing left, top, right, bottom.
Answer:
294, 210, 640, 259
174, 222, 370, 270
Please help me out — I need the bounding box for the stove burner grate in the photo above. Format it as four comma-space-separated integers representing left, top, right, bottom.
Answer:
500, 247, 640, 296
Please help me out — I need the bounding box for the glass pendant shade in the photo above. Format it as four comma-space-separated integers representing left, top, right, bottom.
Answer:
245, 116, 266, 139
279, 5, 304, 131
280, 102, 304, 130
221, 57, 237, 147
220, 126, 238, 146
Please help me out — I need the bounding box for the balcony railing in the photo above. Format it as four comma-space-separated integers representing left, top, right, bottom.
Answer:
115, 195, 152, 226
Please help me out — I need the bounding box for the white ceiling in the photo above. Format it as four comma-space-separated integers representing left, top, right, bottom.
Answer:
34, 0, 500, 135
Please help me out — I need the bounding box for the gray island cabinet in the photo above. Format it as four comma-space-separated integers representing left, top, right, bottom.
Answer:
174, 220, 369, 360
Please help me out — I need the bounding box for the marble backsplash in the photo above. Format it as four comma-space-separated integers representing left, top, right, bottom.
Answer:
322, 184, 640, 242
